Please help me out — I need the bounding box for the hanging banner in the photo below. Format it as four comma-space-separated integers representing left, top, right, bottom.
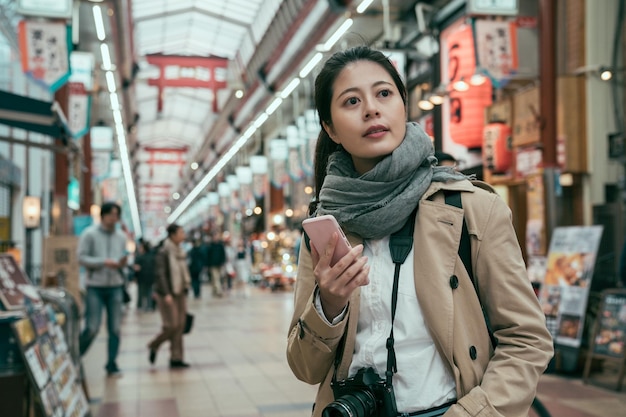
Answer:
539, 226, 603, 348
286, 125, 304, 180
67, 82, 89, 138
474, 19, 519, 86
299, 110, 318, 176
67, 52, 94, 138
269, 139, 289, 188
18, 20, 71, 93
250, 156, 268, 199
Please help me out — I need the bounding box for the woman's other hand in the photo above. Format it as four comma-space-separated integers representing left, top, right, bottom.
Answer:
311, 232, 369, 320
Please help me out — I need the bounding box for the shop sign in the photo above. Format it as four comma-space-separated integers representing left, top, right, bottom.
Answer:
90, 126, 114, 151
16, 0, 73, 19
67, 176, 80, 210
514, 146, 542, 179
18, 20, 71, 93
467, 0, 519, 16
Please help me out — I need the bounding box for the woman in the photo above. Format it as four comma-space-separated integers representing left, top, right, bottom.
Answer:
286, 46, 553, 417
148, 223, 191, 368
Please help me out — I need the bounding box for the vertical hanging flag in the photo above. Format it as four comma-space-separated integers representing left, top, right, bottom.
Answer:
18, 20, 71, 93
67, 52, 94, 138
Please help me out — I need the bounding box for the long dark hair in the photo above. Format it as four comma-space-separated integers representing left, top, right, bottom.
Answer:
310, 46, 408, 214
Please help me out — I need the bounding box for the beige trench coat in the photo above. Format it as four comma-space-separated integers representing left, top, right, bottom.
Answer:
287, 180, 553, 417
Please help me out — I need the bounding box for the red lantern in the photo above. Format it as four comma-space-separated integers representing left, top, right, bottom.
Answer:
446, 25, 493, 149
483, 122, 513, 174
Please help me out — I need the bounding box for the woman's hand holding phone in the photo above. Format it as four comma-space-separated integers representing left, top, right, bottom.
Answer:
303, 216, 370, 320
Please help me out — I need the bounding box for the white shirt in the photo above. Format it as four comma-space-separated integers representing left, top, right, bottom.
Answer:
317, 236, 456, 413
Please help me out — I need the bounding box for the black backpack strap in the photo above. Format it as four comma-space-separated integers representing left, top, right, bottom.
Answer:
444, 191, 474, 287
444, 190, 497, 348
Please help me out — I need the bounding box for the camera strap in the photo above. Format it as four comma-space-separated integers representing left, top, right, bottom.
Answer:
385, 207, 418, 386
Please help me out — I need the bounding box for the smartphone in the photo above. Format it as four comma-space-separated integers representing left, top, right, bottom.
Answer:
302, 215, 352, 266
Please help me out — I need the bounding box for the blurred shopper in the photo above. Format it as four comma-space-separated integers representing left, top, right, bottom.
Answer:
223, 233, 236, 292
78, 202, 128, 377
233, 239, 252, 298
133, 241, 156, 312
286, 46, 553, 417
148, 224, 191, 368
187, 238, 206, 299
205, 231, 226, 297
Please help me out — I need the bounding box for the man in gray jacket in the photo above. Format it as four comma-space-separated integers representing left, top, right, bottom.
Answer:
78, 202, 128, 377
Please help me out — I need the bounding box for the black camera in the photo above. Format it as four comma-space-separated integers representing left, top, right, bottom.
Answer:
322, 367, 398, 417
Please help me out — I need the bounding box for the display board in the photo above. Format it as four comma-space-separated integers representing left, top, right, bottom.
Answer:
11, 304, 90, 417
538, 226, 603, 347
0, 253, 43, 310
583, 289, 626, 391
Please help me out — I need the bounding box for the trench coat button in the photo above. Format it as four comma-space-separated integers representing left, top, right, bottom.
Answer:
449, 275, 459, 289
469, 345, 477, 360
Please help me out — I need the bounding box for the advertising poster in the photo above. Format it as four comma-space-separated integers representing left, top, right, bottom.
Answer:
0, 254, 43, 310
592, 290, 626, 358
539, 226, 603, 347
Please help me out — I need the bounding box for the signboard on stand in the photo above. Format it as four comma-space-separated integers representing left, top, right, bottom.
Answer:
11, 305, 90, 417
583, 289, 626, 390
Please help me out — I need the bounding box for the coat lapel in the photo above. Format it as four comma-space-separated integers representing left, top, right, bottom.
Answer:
413, 198, 465, 366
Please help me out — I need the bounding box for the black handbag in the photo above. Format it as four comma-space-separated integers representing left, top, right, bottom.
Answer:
184, 312, 194, 334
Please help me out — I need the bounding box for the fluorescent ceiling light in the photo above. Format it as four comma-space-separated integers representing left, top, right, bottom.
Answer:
253, 113, 268, 128
92, 6, 106, 41
109, 92, 120, 110
299, 53, 323, 78
115, 130, 142, 237
356, 0, 374, 13
112, 109, 122, 125
280, 77, 301, 99
100, 43, 112, 70
265, 97, 283, 115
242, 125, 256, 139
105, 71, 116, 93
322, 18, 353, 51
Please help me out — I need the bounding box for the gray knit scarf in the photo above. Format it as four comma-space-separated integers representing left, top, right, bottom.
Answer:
317, 122, 467, 239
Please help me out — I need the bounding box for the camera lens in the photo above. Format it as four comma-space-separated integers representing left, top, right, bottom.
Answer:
322, 390, 377, 417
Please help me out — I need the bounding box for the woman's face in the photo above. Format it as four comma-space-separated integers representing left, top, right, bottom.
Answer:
323, 60, 406, 174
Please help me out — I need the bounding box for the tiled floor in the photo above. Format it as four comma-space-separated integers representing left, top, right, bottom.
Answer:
81, 284, 626, 417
